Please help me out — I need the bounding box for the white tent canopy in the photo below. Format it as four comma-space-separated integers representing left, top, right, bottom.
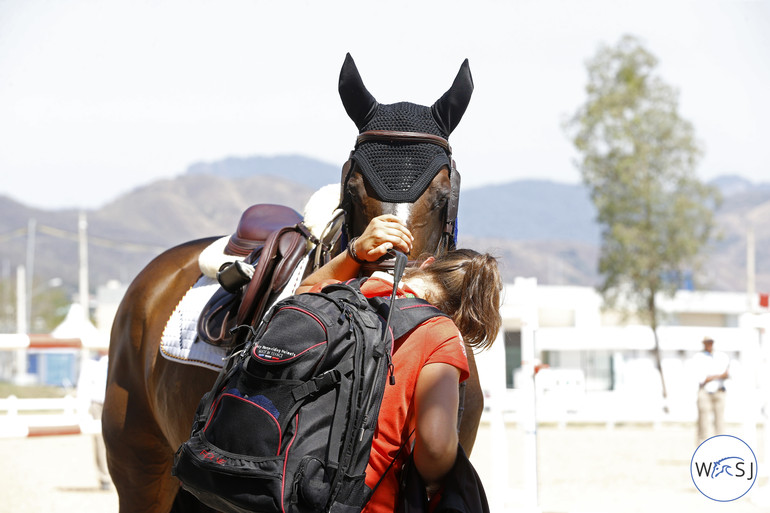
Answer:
51, 304, 108, 349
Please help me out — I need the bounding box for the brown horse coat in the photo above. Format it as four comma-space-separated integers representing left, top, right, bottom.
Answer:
104, 54, 481, 513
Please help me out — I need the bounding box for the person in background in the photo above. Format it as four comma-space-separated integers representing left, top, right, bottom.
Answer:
692, 336, 730, 444
77, 353, 111, 490
297, 214, 502, 512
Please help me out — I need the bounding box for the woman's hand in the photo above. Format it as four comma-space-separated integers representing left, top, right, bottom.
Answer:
352, 214, 414, 261
296, 215, 414, 293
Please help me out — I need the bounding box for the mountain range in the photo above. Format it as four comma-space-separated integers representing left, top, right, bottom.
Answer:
1, 155, 768, 305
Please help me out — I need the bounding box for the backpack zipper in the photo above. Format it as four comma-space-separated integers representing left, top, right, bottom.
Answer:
339, 303, 354, 337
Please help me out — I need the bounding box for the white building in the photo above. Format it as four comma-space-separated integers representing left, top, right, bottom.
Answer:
476, 278, 770, 427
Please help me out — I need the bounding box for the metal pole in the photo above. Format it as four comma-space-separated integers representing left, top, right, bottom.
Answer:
15, 265, 27, 384
78, 212, 89, 321
78, 212, 91, 368
747, 227, 755, 314
25, 218, 36, 332
762, 329, 770, 488
485, 330, 509, 512
521, 321, 541, 513
16, 266, 26, 335
1, 259, 9, 331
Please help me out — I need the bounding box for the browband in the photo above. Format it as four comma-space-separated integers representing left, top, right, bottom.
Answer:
356, 130, 452, 155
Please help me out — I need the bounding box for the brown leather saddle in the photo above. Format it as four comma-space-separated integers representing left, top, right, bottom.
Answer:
197, 204, 319, 348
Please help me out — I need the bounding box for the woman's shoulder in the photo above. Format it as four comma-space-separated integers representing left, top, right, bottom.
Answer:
419, 315, 459, 332
407, 316, 463, 349
408, 317, 469, 380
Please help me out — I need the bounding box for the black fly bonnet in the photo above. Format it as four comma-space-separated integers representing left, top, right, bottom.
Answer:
337, 53, 474, 254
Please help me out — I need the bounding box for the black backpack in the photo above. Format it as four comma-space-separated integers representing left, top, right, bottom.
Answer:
173, 253, 446, 513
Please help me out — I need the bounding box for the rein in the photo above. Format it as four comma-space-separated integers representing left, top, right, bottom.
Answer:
360, 257, 416, 274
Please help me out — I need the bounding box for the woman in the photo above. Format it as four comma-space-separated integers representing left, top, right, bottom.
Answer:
297, 215, 502, 512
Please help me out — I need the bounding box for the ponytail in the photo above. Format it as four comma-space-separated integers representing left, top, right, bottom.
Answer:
408, 249, 502, 350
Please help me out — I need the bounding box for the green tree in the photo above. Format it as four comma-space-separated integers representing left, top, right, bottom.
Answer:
29, 285, 70, 333
0, 276, 69, 334
565, 35, 721, 403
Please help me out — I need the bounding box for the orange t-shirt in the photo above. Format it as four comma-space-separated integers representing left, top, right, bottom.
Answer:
310, 276, 469, 513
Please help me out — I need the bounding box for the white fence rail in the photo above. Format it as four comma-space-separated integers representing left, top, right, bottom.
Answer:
0, 395, 99, 437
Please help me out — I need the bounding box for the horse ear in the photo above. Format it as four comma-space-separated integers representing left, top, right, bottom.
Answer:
431, 59, 474, 136
339, 53, 378, 130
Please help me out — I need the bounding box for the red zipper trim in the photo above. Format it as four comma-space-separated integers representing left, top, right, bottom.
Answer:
203, 393, 282, 455
281, 413, 300, 513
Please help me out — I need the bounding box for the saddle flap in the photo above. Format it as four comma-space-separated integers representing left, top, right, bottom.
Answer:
196, 287, 239, 346
273, 230, 309, 291
235, 225, 309, 329
197, 202, 311, 348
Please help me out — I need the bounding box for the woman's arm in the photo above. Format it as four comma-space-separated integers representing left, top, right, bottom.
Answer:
295, 214, 413, 294
413, 362, 460, 489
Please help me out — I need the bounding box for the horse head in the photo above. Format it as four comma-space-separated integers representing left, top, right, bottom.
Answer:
337, 53, 473, 262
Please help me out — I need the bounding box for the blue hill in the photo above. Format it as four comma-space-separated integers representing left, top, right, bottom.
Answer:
459, 180, 600, 245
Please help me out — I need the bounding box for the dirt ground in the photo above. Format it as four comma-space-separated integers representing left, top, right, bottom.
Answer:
1, 424, 769, 513
0, 434, 118, 513
471, 422, 770, 513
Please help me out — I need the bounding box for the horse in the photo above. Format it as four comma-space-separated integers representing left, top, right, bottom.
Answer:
103, 53, 479, 513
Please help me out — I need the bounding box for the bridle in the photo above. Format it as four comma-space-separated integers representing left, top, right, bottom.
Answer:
338, 129, 461, 269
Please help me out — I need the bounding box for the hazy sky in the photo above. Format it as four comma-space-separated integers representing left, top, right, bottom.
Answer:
1, 0, 768, 209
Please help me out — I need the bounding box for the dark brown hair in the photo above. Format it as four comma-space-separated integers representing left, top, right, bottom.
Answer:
406, 249, 502, 350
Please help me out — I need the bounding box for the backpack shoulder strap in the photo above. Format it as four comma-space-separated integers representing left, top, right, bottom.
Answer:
369, 296, 448, 341
318, 277, 370, 310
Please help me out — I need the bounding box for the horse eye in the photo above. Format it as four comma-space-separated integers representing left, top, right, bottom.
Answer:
347, 183, 363, 205
345, 172, 366, 205
433, 192, 449, 209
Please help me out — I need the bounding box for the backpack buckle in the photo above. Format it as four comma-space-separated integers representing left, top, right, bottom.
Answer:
292, 370, 342, 401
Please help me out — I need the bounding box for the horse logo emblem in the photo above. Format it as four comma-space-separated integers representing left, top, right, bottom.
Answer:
691, 435, 757, 501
